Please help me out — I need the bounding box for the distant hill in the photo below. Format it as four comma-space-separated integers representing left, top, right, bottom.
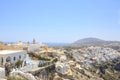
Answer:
71, 37, 120, 47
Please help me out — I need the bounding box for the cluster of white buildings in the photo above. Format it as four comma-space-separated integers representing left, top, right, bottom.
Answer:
73, 46, 120, 68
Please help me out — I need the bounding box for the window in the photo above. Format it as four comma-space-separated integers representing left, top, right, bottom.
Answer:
57, 68, 61, 71
13, 57, 16, 61
1, 57, 3, 65
19, 55, 21, 59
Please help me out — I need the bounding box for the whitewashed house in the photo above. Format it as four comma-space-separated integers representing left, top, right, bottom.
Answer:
55, 62, 69, 74
0, 50, 27, 66
27, 44, 40, 53
55, 55, 69, 74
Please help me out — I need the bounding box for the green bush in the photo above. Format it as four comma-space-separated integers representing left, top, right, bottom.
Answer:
38, 57, 50, 61
27, 52, 34, 57
38, 64, 42, 67
15, 60, 23, 68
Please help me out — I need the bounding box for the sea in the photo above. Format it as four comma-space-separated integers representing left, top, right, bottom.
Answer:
4, 42, 70, 47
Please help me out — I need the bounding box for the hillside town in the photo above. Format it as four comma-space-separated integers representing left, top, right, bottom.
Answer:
0, 38, 120, 80
1, 0, 120, 79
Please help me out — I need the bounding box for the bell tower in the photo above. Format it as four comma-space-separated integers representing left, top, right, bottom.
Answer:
33, 38, 36, 44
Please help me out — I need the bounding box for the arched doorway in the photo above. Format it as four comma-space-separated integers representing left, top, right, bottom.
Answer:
1, 57, 3, 65
6, 56, 11, 62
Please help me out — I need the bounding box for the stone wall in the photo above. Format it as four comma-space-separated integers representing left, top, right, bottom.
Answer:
10, 70, 36, 80
29, 64, 55, 80
0, 68, 5, 78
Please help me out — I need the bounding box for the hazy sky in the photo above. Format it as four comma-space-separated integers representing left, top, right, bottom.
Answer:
0, 0, 120, 43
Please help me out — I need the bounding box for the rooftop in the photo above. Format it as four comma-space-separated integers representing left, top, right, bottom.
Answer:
0, 50, 25, 55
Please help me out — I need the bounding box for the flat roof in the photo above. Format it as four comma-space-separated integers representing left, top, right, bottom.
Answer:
0, 50, 25, 55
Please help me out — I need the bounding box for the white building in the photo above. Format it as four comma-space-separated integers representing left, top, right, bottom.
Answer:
55, 61, 69, 74
55, 54, 69, 74
28, 44, 40, 53
60, 55, 67, 62
0, 50, 27, 66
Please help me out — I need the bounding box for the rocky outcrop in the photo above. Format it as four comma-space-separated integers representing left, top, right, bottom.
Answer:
10, 70, 36, 80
